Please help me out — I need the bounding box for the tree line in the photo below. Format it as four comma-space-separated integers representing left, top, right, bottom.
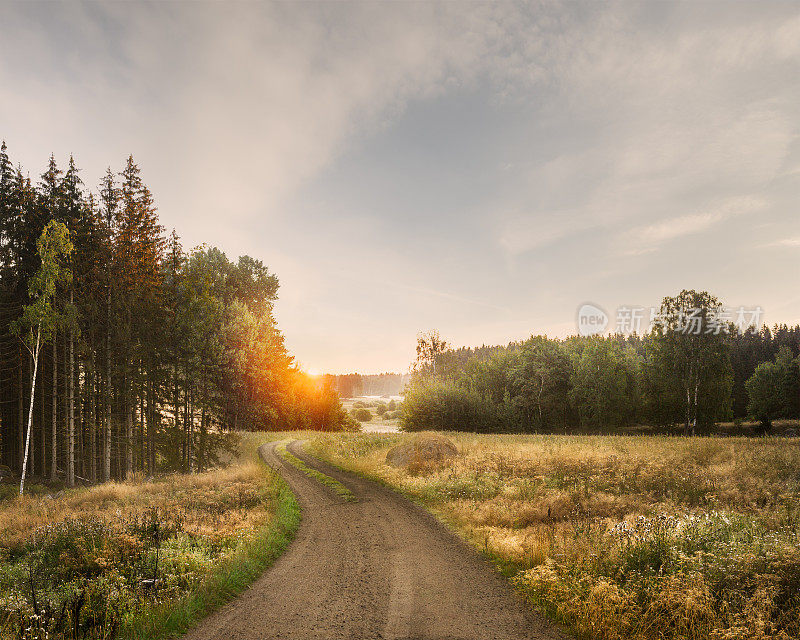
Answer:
404, 290, 800, 435
0, 143, 350, 489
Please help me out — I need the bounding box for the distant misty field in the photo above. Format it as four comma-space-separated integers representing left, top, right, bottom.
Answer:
341, 396, 402, 433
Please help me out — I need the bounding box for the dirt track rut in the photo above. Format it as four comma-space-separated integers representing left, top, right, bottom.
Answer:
182, 440, 569, 640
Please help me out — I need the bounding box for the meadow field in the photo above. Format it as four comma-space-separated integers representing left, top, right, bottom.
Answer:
341, 396, 402, 433
0, 434, 298, 640
308, 432, 800, 640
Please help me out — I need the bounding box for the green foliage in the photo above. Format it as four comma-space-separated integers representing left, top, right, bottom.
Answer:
404, 291, 746, 434
645, 290, 734, 433
746, 346, 800, 430
414, 330, 448, 377
0, 145, 352, 489
401, 380, 501, 432
375, 403, 388, 416
510, 336, 572, 430
10, 220, 73, 346
568, 337, 640, 430
353, 408, 373, 422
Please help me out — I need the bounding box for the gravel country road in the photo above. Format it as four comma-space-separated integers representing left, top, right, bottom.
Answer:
182, 440, 570, 640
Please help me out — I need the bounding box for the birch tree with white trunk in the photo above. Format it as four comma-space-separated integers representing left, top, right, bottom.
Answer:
11, 221, 73, 495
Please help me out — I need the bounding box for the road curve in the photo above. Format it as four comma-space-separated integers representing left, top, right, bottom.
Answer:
183, 440, 569, 640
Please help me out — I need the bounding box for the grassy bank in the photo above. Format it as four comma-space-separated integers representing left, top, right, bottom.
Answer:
0, 436, 299, 640
307, 432, 800, 640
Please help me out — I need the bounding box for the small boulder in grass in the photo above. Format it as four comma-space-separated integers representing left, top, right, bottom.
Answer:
385, 434, 458, 468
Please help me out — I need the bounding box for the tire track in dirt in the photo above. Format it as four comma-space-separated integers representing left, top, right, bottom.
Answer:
182, 440, 570, 640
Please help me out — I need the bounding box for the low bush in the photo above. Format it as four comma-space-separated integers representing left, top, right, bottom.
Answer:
513, 512, 800, 640
401, 381, 500, 432
353, 408, 372, 422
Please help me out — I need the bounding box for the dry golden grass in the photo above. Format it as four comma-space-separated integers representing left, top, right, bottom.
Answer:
308, 432, 800, 640
0, 456, 270, 551
0, 434, 293, 640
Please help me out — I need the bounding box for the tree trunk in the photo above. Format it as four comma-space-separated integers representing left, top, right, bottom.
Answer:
174, 367, 181, 467
147, 371, 155, 473
67, 291, 75, 487
124, 372, 132, 477
185, 377, 192, 473
51, 334, 57, 480
139, 381, 145, 472
38, 364, 45, 476
20, 326, 42, 495
90, 366, 97, 483
17, 348, 24, 472
78, 360, 85, 479
104, 286, 111, 482
125, 406, 133, 477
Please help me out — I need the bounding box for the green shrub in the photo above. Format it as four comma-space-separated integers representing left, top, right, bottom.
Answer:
387, 399, 397, 411
376, 404, 388, 416
400, 381, 500, 432
353, 408, 372, 422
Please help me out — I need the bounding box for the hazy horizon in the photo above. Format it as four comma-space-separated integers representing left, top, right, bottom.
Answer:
3, 2, 799, 374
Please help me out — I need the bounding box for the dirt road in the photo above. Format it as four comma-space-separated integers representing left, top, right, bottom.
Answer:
183, 440, 568, 640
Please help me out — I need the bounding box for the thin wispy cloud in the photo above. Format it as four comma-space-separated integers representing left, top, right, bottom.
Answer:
2, 2, 799, 371
626, 197, 767, 254
765, 237, 800, 248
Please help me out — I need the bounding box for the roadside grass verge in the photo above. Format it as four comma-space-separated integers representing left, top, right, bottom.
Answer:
122, 466, 299, 639
275, 442, 357, 502
0, 435, 300, 640
307, 432, 800, 640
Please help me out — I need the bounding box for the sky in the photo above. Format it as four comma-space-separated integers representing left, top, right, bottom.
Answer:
1, 1, 799, 373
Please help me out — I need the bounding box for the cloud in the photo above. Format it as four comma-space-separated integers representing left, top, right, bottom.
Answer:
626, 197, 767, 253
490, 5, 799, 260
766, 236, 800, 248
0, 2, 502, 247
2, 2, 800, 371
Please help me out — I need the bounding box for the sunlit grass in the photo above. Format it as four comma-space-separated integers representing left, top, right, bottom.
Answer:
0, 434, 299, 640
308, 432, 800, 640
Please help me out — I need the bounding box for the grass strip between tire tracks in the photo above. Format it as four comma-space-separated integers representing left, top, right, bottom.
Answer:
276, 442, 357, 502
